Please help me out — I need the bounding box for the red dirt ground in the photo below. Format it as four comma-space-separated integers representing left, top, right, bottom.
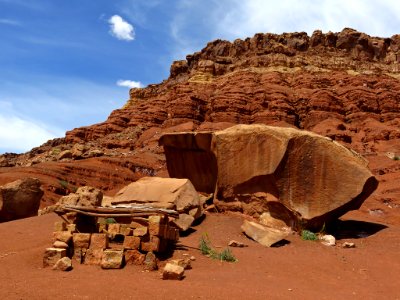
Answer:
1, 209, 399, 300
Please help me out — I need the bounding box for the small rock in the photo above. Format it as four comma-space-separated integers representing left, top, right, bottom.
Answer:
320, 235, 336, 246
228, 240, 248, 248
53, 241, 69, 249
143, 252, 158, 271
169, 258, 191, 270
241, 220, 289, 247
162, 263, 185, 280
101, 250, 124, 269
52, 257, 72, 271
190, 256, 196, 261
173, 213, 195, 232
342, 242, 356, 248
43, 248, 67, 268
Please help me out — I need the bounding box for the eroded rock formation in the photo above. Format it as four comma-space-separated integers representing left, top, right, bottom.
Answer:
0, 28, 398, 218
160, 124, 378, 230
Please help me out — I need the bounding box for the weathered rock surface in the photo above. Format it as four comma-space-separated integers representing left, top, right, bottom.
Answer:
52, 257, 72, 271
59, 186, 102, 207
43, 248, 67, 268
241, 220, 290, 247
160, 124, 378, 230
0, 178, 43, 222
101, 250, 124, 269
162, 263, 185, 280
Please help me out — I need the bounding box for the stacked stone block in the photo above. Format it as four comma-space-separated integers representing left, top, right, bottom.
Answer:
43, 214, 179, 270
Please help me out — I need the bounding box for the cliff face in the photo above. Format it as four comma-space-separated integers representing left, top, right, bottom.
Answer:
1, 28, 399, 218
65, 28, 400, 153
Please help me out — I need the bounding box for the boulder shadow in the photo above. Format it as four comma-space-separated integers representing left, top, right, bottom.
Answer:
328, 219, 388, 240
271, 239, 290, 247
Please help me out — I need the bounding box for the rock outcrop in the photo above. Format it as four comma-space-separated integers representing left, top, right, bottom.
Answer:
160, 124, 378, 230
0, 28, 398, 218
0, 178, 43, 222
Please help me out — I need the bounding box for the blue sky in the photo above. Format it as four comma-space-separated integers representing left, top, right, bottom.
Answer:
1, 0, 400, 154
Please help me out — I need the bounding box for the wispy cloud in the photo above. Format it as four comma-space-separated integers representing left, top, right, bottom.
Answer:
0, 18, 21, 26
117, 79, 143, 88
108, 15, 135, 41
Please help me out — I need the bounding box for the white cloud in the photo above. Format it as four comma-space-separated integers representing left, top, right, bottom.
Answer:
167, 0, 400, 61
0, 101, 62, 154
213, 0, 400, 39
116, 79, 143, 88
108, 15, 135, 41
0, 77, 130, 154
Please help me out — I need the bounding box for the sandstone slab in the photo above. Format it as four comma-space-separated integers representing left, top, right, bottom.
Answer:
241, 220, 289, 247
124, 250, 145, 265
101, 250, 124, 269
111, 177, 202, 216
53, 231, 73, 244
90, 233, 108, 250
73, 233, 91, 249
84, 249, 104, 265
43, 248, 67, 268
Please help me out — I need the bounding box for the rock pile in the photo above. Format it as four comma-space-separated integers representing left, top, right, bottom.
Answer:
43, 211, 179, 271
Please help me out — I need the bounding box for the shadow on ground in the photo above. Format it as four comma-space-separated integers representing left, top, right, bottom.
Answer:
329, 219, 388, 239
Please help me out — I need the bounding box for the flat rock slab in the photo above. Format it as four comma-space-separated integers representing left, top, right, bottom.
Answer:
111, 177, 201, 215
241, 220, 290, 247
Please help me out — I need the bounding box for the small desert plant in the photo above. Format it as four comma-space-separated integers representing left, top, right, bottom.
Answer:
394, 156, 400, 161
59, 179, 77, 193
301, 230, 319, 241
199, 233, 213, 255
59, 179, 69, 190
199, 234, 237, 262
219, 248, 237, 262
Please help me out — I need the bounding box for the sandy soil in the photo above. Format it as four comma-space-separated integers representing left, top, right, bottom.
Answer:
0, 209, 399, 300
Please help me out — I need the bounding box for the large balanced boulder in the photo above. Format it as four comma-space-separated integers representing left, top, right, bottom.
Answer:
159, 124, 378, 230
0, 177, 44, 222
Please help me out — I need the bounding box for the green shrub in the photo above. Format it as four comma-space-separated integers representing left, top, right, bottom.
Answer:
219, 248, 237, 262
301, 230, 319, 241
199, 234, 237, 262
